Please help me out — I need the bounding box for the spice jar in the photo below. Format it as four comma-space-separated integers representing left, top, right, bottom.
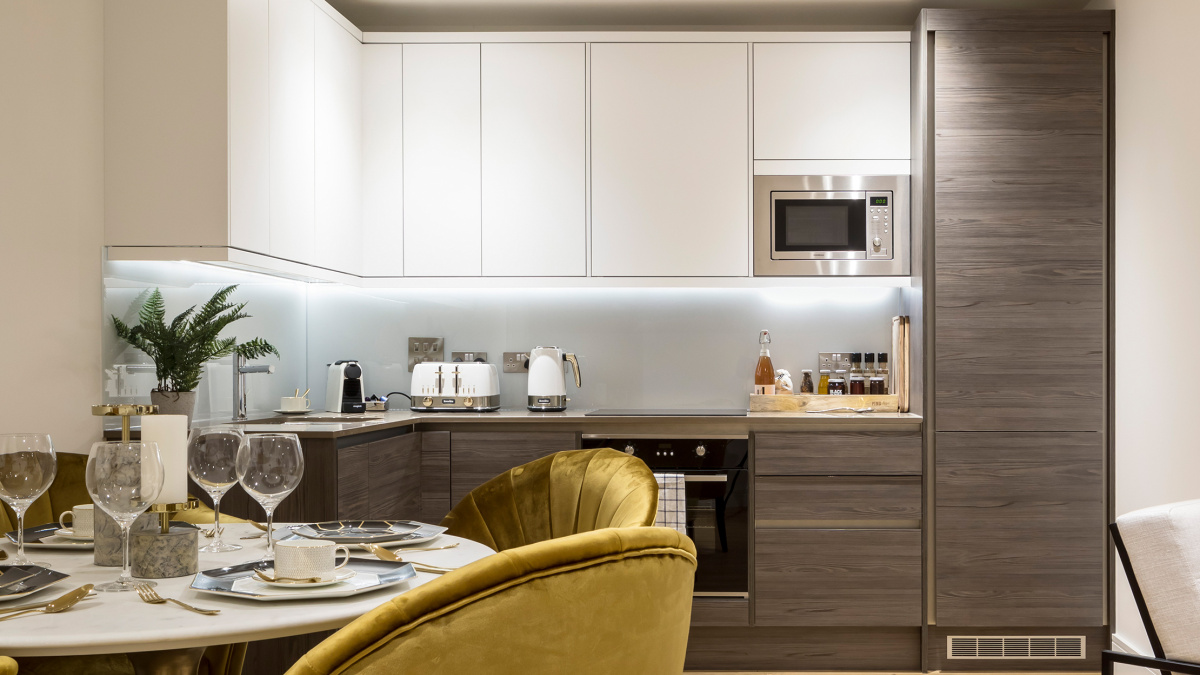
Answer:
869, 376, 885, 395
817, 369, 831, 395
799, 369, 815, 394
849, 374, 865, 395
828, 370, 847, 395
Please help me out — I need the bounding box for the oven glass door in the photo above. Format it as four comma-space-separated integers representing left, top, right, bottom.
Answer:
685, 469, 749, 596
771, 191, 867, 260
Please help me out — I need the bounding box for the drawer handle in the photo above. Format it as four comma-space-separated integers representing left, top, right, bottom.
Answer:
683, 475, 728, 483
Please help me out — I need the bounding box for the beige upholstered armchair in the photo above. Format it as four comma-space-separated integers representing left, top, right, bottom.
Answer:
1105, 499, 1200, 675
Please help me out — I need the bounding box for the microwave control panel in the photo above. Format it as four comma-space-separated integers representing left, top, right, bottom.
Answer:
866, 192, 893, 260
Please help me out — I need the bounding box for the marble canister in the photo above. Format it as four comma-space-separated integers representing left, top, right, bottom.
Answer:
131, 524, 199, 579
93, 509, 158, 567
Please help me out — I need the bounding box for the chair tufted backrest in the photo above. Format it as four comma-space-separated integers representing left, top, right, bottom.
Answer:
285, 527, 697, 675
1115, 499, 1200, 663
440, 448, 659, 552
1, 452, 92, 533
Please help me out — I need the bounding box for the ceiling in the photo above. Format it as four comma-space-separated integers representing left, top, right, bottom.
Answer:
327, 0, 1093, 32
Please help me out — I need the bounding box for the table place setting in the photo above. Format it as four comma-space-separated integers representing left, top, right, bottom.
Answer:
0, 418, 494, 671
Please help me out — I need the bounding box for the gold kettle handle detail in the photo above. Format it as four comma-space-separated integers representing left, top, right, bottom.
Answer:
564, 353, 582, 388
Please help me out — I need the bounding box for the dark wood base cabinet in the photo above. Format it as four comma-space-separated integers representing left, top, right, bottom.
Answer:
685, 627, 922, 671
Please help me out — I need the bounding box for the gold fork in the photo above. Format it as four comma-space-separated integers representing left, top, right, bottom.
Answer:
135, 584, 220, 615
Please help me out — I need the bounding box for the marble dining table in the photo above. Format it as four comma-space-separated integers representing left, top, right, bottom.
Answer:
0, 522, 494, 674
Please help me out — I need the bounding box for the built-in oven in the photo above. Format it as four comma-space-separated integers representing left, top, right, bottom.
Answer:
581, 435, 749, 598
754, 174, 910, 276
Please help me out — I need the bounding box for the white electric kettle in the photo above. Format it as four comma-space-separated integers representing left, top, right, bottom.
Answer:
527, 346, 581, 412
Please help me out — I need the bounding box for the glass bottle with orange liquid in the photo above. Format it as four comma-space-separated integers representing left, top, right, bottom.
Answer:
754, 330, 775, 395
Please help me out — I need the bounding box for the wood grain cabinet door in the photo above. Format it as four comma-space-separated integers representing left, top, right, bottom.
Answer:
755, 432, 922, 476
933, 30, 1106, 432
450, 432, 579, 504
935, 431, 1103, 626
367, 434, 421, 520
755, 529, 922, 626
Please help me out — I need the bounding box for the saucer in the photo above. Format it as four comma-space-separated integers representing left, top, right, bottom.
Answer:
257, 568, 356, 589
52, 528, 94, 542
273, 409, 312, 415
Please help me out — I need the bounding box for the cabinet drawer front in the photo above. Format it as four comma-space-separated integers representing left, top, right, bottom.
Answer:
755, 432, 921, 475
755, 529, 922, 626
756, 476, 921, 528
450, 432, 578, 504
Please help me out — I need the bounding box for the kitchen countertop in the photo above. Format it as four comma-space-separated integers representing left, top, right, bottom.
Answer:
218, 408, 923, 439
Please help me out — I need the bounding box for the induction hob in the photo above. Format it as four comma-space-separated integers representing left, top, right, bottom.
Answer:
583, 408, 748, 417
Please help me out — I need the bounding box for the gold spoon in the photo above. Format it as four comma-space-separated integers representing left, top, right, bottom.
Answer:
360, 544, 456, 573
358, 542, 459, 554
253, 569, 321, 584
0, 587, 95, 616
0, 549, 7, 561
0, 584, 93, 622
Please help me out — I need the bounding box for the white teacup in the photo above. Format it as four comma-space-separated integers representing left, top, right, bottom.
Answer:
58, 504, 94, 537
280, 396, 310, 412
274, 539, 350, 581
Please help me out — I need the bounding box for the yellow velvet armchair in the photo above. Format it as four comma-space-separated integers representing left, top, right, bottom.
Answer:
2, 453, 244, 675
286, 526, 696, 675
0, 656, 16, 675
440, 447, 660, 552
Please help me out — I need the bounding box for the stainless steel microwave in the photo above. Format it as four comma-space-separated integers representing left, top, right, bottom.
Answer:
753, 175, 910, 276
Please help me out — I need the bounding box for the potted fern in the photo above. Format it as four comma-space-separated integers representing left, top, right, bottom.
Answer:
113, 285, 279, 423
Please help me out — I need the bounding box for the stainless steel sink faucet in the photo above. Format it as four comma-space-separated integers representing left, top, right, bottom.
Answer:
233, 354, 275, 421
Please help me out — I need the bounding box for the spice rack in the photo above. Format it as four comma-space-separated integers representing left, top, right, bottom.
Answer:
750, 315, 911, 414
750, 393, 900, 413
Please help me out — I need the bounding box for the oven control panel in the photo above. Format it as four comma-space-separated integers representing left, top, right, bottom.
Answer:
582, 438, 747, 470
866, 191, 893, 260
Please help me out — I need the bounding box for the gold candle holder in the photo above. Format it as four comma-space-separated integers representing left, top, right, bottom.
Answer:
92, 403, 159, 441
148, 499, 200, 534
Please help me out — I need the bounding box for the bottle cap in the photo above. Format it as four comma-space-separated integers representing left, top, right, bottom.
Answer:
878, 353, 888, 363
835, 369, 847, 374
864, 353, 875, 363
850, 352, 862, 361
759, 330, 771, 345
801, 369, 813, 373
819, 369, 830, 374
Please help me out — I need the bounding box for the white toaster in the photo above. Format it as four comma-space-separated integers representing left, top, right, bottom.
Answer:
410, 362, 501, 412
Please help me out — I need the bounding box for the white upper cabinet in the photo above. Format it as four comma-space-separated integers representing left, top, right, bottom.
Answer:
481, 43, 586, 277
403, 44, 482, 277
361, 45, 404, 277
590, 43, 750, 277
228, 0, 270, 254
313, 11, 362, 274
268, 0, 316, 265
754, 42, 910, 160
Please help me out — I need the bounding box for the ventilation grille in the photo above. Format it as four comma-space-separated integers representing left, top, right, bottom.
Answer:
948, 636, 1085, 659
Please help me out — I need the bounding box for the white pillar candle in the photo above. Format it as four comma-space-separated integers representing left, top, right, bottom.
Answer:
140, 414, 189, 504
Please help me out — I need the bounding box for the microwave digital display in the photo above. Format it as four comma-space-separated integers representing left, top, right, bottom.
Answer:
870, 196, 889, 206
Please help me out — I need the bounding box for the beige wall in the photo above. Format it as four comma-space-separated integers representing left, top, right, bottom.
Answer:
1087, 0, 1200, 658
0, 1, 105, 454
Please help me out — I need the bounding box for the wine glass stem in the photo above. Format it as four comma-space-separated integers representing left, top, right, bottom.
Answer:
212, 495, 223, 544
120, 521, 133, 584
265, 509, 275, 556
15, 508, 26, 563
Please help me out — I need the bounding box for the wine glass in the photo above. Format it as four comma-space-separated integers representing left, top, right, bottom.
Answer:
236, 433, 304, 560
187, 427, 245, 553
0, 434, 57, 567
85, 441, 164, 592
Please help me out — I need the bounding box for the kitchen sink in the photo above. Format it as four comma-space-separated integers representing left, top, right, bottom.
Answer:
236, 415, 381, 424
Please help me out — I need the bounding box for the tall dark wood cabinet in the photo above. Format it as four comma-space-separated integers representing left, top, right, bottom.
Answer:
914, 9, 1113, 670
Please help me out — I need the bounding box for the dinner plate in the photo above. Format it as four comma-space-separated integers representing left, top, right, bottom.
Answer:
5, 523, 95, 550
290, 520, 447, 545
256, 568, 356, 589
52, 528, 94, 542
0, 565, 70, 602
191, 559, 415, 602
